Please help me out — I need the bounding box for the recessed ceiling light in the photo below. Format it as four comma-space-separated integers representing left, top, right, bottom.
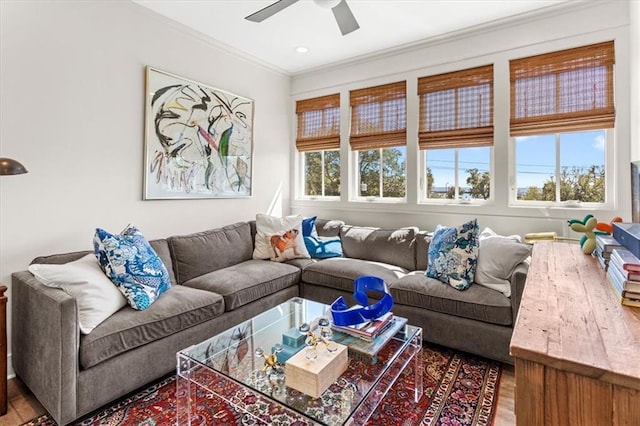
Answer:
295, 46, 309, 54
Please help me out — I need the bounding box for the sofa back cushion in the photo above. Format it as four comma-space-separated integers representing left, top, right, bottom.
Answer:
339, 225, 418, 270
148, 240, 177, 286
30, 239, 177, 286
168, 222, 253, 284
315, 219, 345, 237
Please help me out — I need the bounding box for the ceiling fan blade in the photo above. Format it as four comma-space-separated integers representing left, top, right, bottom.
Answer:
332, 0, 360, 35
245, 0, 299, 23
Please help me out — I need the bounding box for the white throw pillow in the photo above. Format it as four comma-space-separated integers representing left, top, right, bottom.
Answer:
253, 214, 310, 262
28, 253, 127, 334
479, 226, 522, 242
475, 232, 531, 297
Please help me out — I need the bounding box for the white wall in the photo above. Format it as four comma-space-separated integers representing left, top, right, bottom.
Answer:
0, 1, 291, 376
290, 0, 632, 237
631, 0, 640, 163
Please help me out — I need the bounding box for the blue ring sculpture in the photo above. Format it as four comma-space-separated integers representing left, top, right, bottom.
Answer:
330, 275, 394, 326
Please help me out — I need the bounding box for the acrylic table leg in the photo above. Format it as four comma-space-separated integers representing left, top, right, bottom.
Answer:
175, 356, 194, 425
413, 328, 423, 403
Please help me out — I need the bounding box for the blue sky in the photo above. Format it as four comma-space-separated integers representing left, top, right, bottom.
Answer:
516, 130, 605, 188
425, 130, 605, 189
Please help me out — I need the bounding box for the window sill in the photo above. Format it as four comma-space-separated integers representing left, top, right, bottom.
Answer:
509, 202, 614, 210
419, 199, 492, 206
296, 196, 341, 202
350, 197, 407, 204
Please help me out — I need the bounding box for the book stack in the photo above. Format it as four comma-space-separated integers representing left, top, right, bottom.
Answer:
593, 234, 625, 271
606, 248, 640, 307
331, 312, 394, 342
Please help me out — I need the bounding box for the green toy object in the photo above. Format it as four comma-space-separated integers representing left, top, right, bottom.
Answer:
567, 214, 607, 255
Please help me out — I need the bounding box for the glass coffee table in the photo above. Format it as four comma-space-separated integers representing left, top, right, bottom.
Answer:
176, 297, 423, 425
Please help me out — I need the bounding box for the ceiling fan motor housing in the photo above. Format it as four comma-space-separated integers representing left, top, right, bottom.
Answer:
313, 0, 342, 9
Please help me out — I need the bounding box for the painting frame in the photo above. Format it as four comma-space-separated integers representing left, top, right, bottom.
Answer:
143, 66, 254, 200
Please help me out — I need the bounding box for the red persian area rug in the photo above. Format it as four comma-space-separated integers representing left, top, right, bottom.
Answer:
22, 343, 501, 426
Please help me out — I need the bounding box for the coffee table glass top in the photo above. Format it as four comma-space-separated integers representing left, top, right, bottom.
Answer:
176, 297, 422, 425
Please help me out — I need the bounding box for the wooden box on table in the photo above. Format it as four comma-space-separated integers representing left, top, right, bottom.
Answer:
285, 342, 348, 398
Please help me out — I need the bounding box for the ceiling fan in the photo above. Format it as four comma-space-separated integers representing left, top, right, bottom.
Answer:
245, 0, 360, 36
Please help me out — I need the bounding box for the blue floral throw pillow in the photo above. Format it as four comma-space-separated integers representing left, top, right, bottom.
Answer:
93, 224, 171, 310
426, 219, 479, 290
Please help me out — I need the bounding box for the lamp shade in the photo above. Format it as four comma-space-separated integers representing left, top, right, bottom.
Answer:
0, 157, 28, 175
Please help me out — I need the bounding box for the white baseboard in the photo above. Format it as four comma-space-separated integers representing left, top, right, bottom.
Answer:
7, 353, 15, 380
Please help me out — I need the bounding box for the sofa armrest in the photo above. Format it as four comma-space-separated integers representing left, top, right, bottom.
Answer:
509, 261, 529, 326
12, 271, 79, 425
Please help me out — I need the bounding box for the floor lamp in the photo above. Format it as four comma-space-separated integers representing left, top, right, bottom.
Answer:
0, 157, 28, 416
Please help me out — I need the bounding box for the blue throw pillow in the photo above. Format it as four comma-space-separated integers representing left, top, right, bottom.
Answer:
301, 216, 318, 237
93, 224, 171, 310
304, 235, 343, 259
425, 219, 479, 290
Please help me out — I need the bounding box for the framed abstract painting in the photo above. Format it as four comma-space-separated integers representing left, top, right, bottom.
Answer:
143, 66, 254, 199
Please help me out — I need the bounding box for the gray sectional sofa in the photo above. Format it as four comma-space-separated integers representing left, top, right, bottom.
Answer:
11, 218, 528, 425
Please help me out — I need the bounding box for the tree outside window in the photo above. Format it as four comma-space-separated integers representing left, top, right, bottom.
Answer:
304, 150, 340, 197
358, 147, 406, 198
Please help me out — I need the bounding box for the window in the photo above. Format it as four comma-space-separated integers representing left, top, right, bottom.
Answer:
515, 130, 606, 202
425, 147, 491, 199
510, 41, 614, 204
296, 94, 341, 197
357, 147, 406, 198
418, 65, 494, 201
350, 81, 407, 199
303, 150, 340, 196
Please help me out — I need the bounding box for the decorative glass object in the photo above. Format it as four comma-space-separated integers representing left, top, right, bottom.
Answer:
299, 317, 338, 360
255, 344, 284, 379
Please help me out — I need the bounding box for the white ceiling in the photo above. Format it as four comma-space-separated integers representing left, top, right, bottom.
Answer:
133, 0, 576, 75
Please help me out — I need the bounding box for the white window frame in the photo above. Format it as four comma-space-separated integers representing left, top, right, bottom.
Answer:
508, 129, 614, 208
419, 146, 494, 204
298, 149, 341, 200
350, 146, 407, 202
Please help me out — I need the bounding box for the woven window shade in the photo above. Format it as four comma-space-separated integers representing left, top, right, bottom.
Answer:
418, 65, 494, 150
350, 81, 406, 150
296, 94, 340, 152
510, 41, 615, 136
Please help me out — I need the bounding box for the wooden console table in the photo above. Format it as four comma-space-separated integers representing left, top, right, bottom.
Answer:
510, 242, 640, 425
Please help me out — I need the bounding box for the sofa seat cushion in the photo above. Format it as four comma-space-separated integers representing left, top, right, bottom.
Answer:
390, 272, 512, 326
80, 285, 224, 369
182, 259, 300, 311
302, 257, 408, 293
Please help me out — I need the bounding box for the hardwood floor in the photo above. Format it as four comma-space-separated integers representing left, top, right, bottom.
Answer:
0, 378, 45, 426
0, 365, 516, 425
495, 364, 516, 425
